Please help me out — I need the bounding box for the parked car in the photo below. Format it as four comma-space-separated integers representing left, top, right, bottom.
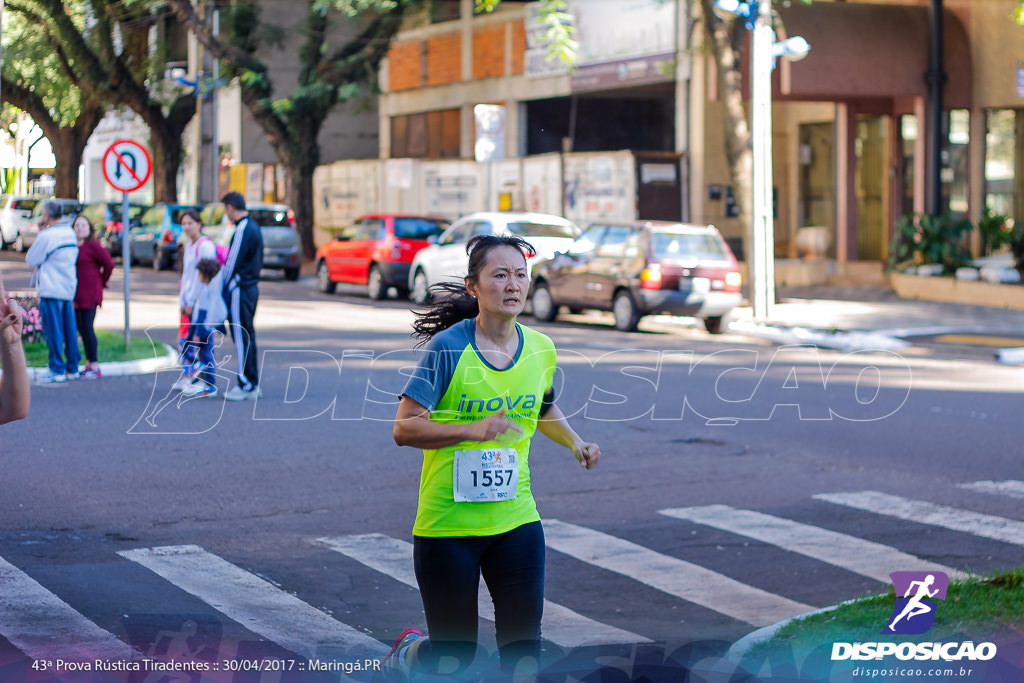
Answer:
0, 195, 41, 251
200, 202, 302, 280
20, 198, 84, 251
131, 203, 203, 270
529, 221, 743, 333
407, 211, 580, 305
316, 214, 450, 299
79, 201, 150, 259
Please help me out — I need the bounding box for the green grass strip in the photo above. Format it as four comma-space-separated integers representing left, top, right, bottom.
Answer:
21, 329, 169, 367
749, 568, 1024, 660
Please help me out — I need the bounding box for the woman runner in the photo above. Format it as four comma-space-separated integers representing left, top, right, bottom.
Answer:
385, 234, 601, 680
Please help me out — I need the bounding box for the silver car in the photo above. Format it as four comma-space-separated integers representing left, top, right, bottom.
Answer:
0, 195, 41, 251
20, 198, 83, 251
200, 202, 302, 280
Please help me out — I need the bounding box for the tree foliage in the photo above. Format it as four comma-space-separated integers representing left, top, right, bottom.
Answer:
166, 0, 428, 259
4, 0, 196, 201
1, 7, 105, 196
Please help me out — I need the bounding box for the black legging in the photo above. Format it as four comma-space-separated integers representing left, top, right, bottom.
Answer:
412, 520, 545, 675
75, 307, 98, 364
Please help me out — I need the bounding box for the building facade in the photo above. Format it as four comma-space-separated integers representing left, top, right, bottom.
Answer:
374, 0, 1024, 275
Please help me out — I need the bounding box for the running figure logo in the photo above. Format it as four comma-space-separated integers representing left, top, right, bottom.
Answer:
883, 571, 949, 635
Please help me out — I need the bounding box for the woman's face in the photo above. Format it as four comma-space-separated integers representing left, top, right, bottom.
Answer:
73, 216, 91, 241
181, 215, 201, 240
467, 245, 529, 319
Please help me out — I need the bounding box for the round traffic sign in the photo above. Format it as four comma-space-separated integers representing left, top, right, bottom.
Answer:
102, 140, 152, 192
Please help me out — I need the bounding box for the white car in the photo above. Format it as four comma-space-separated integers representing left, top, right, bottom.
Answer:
407, 211, 580, 304
0, 195, 42, 251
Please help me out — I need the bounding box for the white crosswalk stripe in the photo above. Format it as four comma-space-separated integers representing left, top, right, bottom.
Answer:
958, 479, 1024, 499
659, 505, 965, 583
318, 533, 649, 647
118, 545, 387, 659
814, 491, 1024, 547
542, 519, 815, 627
0, 555, 138, 662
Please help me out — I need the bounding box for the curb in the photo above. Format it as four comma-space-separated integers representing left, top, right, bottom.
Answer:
26, 342, 179, 383
728, 321, 911, 353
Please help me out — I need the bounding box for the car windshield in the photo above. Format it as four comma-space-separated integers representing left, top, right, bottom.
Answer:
250, 208, 292, 227
506, 221, 577, 239
394, 218, 449, 240
652, 232, 731, 261
12, 199, 38, 211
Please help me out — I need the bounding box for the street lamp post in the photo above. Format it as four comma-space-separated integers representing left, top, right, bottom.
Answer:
750, 0, 775, 322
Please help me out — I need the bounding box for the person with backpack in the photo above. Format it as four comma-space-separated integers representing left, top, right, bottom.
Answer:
25, 200, 80, 384
172, 209, 218, 391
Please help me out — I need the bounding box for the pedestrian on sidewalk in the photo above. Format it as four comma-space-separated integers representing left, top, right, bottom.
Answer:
72, 213, 114, 380
219, 192, 262, 401
173, 208, 217, 391
0, 270, 29, 423
180, 258, 228, 399
387, 234, 601, 680
25, 200, 79, 383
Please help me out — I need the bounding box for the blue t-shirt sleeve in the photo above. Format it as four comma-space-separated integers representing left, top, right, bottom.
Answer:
400, 324, 469, 411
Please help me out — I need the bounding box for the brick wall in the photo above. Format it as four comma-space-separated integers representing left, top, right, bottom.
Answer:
510, 21, 526, 75
388, 41, 423, 91
426, 32, 462, 86
472, 24, 506, 79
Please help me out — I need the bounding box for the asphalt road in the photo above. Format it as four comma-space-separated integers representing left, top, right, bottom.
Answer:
1, 251, 1023, 682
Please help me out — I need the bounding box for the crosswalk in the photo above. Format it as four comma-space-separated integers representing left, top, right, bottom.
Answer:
1, 481, 1022, 672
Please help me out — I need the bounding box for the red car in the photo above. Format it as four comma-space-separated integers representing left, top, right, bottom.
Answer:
316, 214, 451, 299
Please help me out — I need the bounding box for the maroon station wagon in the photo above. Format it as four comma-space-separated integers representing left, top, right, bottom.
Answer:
530, 221, 743, 333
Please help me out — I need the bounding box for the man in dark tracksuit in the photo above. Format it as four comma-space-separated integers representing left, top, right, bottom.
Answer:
220, 192, 263, 401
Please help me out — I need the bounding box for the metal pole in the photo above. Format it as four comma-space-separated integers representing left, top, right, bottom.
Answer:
211, 8, 220, 201
750, 0, 775, 321
122, 191, 131, 350
926, 0, 945, 216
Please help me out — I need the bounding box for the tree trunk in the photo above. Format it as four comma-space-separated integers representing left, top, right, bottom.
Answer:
286, 156, 319, 262
51, 130, 85, 199
149, 124, 185, 204
700, 0, 754, 261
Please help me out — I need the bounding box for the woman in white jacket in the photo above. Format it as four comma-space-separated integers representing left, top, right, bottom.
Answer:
25, 200, 80, 383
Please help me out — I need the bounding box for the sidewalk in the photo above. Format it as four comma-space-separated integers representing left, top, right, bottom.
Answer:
729, 284, 1024, 363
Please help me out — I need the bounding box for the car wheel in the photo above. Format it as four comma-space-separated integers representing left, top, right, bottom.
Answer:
14, 233, 25, 253
703, 315, 726, 334
612, 290, 641, 332
317, 260, 336, 294
411, 269, 431, 305
152, 245, 164, 271
0, 230, 9, 251
284, 266, 301, 281
367, 265, 387, 300
531, 283, 558, 322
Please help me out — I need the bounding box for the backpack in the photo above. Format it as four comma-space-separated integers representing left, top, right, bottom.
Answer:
195, 236, 229, 266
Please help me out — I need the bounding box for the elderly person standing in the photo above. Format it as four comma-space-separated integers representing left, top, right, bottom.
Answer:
26, 200, 80, 383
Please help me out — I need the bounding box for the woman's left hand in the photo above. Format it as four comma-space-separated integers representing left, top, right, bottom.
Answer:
573, 442, 601, 470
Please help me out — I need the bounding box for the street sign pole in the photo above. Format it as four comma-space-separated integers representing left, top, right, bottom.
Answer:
122, 191, 131, 350
102, 140, 152, 352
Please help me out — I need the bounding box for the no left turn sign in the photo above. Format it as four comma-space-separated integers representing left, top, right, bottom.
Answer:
102, 140, 152, 193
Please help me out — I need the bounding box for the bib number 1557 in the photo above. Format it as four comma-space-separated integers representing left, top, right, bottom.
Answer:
453, 448, 519, 503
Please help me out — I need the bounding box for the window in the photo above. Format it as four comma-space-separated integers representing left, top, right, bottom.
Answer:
985, 109, 1021, 221
652, 232, 730, 261
356, 219, 386, 241
391, 109, 461, 159
440, 223, 474, 245
568, 225, 606, 255
595, 226, 631, 258
506, 221, 578, 239
394, 218, 450, 240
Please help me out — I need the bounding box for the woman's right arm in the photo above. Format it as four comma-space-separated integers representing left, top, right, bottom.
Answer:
393, 395, 521, 449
